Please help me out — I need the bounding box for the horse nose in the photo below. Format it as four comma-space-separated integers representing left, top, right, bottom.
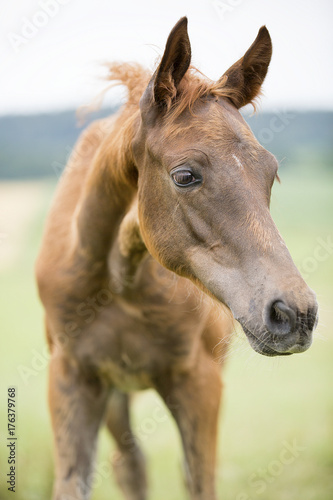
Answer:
306, 303, 319, 332
265, 300, 297, 335
265, 298, 318, 337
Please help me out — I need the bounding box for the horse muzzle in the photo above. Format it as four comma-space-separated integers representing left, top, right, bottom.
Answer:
239, 296, 319, 357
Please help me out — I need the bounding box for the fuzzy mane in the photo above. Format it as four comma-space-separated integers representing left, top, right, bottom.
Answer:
106, 62, 151, 107
105, 62, 243, 122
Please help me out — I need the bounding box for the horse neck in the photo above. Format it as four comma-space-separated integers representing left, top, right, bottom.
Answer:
72, 110, 143, 294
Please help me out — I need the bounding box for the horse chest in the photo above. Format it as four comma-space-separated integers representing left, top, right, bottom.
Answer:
75, 299, 205, 392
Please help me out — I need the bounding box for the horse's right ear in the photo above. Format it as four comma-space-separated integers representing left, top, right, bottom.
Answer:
220, 26, 272, 109
141, 17, 191, 111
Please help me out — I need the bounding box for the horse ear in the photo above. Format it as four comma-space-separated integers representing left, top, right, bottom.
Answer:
153, 16, 191, 106
220, 26, 272, 109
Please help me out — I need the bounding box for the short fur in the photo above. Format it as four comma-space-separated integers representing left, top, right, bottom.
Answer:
36, 17, 317, 500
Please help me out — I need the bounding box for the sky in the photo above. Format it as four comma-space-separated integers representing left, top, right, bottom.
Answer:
1, 0, 333, 115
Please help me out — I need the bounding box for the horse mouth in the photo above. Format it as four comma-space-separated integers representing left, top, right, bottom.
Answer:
240, 325, 312, 357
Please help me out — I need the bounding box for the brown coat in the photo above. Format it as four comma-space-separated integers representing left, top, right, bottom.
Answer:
36, 17, 317, 500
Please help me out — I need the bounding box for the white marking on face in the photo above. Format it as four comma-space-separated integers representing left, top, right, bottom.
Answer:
232, 154, 244, 170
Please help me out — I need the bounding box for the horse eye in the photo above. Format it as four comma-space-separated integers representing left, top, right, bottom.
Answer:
172, 170, 197, 186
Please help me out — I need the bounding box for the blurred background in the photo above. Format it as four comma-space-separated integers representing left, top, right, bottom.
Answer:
0, 1, 332, 499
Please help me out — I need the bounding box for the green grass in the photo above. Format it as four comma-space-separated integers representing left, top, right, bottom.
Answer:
0, 167, 332, 500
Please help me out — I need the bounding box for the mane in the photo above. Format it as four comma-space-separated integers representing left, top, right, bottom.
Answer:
85, 61, 260, 188
92, 61, 249, 184
105, 62, 244, 123
106, 62, 151, 107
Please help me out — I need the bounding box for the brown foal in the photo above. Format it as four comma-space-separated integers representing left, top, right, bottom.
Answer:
36, 17, 318, 500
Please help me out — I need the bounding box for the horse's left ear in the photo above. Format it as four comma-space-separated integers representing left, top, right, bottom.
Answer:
153, 16, 191, 106
220, 26, 272, 109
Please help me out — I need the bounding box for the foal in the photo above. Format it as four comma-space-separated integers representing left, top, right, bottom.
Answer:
36, 17, 318, 500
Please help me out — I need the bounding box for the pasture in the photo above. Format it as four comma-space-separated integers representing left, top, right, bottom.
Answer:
0, 164, 332, 499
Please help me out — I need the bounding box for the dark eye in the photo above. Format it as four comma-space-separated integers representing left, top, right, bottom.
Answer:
171, 170, 198, 187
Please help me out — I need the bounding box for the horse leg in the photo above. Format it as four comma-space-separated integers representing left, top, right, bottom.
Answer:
156, 347, 222, 500
49, 351, 109, 500
106, 390, 147, 500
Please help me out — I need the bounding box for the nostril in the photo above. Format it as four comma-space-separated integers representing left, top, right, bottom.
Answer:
266, 300, 296, 335
307, 306, 318, 332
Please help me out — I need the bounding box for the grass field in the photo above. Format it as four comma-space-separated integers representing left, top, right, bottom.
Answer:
0, 166, 332, 500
